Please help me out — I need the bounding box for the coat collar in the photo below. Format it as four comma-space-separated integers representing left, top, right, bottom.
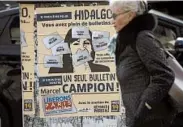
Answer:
115, 13, 157, 64
118, 13, 157, 38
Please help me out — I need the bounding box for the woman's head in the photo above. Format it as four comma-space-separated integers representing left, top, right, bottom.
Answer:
109, 0, 147, 32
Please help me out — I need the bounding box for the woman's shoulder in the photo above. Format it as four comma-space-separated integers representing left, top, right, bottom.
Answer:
137, 30, 155, 40
136, 30, 163, 49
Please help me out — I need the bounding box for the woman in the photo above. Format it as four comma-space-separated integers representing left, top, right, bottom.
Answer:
109, 0, 176, 127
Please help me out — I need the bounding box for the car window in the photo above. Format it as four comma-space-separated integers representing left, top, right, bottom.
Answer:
154, 25, 177, 50
0, 1, 18, 11
10, 16, 20, 44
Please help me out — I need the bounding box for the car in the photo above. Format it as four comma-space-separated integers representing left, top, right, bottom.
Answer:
0, 1, 22, 127
0, 1, 182, 127
149, 9, 183, 67
148, 9, 183, 126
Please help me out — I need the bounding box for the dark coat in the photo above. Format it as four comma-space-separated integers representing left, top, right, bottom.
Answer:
115, 14, 176, 127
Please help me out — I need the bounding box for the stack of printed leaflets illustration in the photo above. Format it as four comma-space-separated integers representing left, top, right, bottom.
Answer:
43, 32, 71, 68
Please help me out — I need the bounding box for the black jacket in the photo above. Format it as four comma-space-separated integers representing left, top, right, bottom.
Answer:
115, 14, 176, 127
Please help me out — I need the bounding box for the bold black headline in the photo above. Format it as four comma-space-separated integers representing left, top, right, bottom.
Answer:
39, 73, 119, 95
37, 8, 112, 21
40, 82, 119, 95
39, 73, 116, 86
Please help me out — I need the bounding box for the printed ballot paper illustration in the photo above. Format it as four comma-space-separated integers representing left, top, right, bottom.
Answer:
42, 94, 77, 116
72, 27, 91, 39
51, 42, 71, 56
21, 30, 27, 47
92, 31, 110, 52
44, 55, 63, 68
43, 32, 64, 49
72, 50, 93, 66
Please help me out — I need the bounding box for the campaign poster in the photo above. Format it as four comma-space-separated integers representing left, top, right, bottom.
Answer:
20, 2, 126, 127
20, 4, 35, 115
36, 5, 121, 118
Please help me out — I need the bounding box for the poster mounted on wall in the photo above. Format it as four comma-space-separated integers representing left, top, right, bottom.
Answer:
36, 5, 120, 118
20, 2, 126, 127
